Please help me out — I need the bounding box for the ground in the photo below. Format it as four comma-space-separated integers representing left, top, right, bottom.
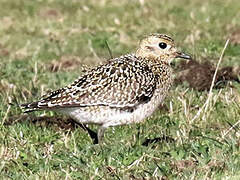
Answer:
0, 0, 240, 179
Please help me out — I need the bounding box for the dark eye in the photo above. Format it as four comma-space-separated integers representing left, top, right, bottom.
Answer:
159, 42, 167, 49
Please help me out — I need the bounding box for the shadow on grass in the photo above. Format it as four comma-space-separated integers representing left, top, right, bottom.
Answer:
5, 114, 175, 146
142, 135, 175, 146
5, 114, 99, 144
5, 114, 77, 130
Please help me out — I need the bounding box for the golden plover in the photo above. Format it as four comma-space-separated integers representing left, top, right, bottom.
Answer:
21, 34, 191, 143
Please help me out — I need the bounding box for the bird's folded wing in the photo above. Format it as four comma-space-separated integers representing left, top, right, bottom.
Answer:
21, 56, 156, 111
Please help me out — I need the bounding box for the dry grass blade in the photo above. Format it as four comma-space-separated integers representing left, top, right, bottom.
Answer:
191, 39, 230, 123
222, 120, 240, 138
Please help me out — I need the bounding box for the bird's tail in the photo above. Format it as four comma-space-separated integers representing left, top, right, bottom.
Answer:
20, 101, 42, 113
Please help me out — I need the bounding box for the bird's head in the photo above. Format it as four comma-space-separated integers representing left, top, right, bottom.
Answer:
136, 34, 191, 64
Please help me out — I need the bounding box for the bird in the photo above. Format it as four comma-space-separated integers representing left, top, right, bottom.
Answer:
21, 34, 191, 144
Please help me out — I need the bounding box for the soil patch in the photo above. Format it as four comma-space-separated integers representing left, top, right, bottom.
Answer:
175, 59, 240, 91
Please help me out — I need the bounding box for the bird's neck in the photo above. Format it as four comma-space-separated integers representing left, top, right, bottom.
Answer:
135, 54, 169, 67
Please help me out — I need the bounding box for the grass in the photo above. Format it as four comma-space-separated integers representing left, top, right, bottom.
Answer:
0, 0, 240, 179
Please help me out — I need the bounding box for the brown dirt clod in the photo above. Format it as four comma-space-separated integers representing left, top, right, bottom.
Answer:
48, 56, 82, 72
231, 29, 240, 45
175, 59, 240, 91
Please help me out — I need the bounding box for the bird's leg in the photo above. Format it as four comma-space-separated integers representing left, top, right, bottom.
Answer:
97, 126, 106, 144
82, 125, 98, 144
69, 119, 98, 144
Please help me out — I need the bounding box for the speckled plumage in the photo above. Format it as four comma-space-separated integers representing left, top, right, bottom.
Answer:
21, 34, 191, 143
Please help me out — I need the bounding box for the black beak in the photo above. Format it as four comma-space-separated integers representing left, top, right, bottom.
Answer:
175, 52, 191, 60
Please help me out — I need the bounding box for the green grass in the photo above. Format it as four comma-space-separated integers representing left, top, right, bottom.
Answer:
1, 0, 240, 179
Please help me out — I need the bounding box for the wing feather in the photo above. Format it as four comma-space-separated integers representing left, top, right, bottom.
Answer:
21, 55, 157, 112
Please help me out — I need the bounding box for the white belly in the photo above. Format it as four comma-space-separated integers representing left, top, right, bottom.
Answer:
57, 93, 165, 128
